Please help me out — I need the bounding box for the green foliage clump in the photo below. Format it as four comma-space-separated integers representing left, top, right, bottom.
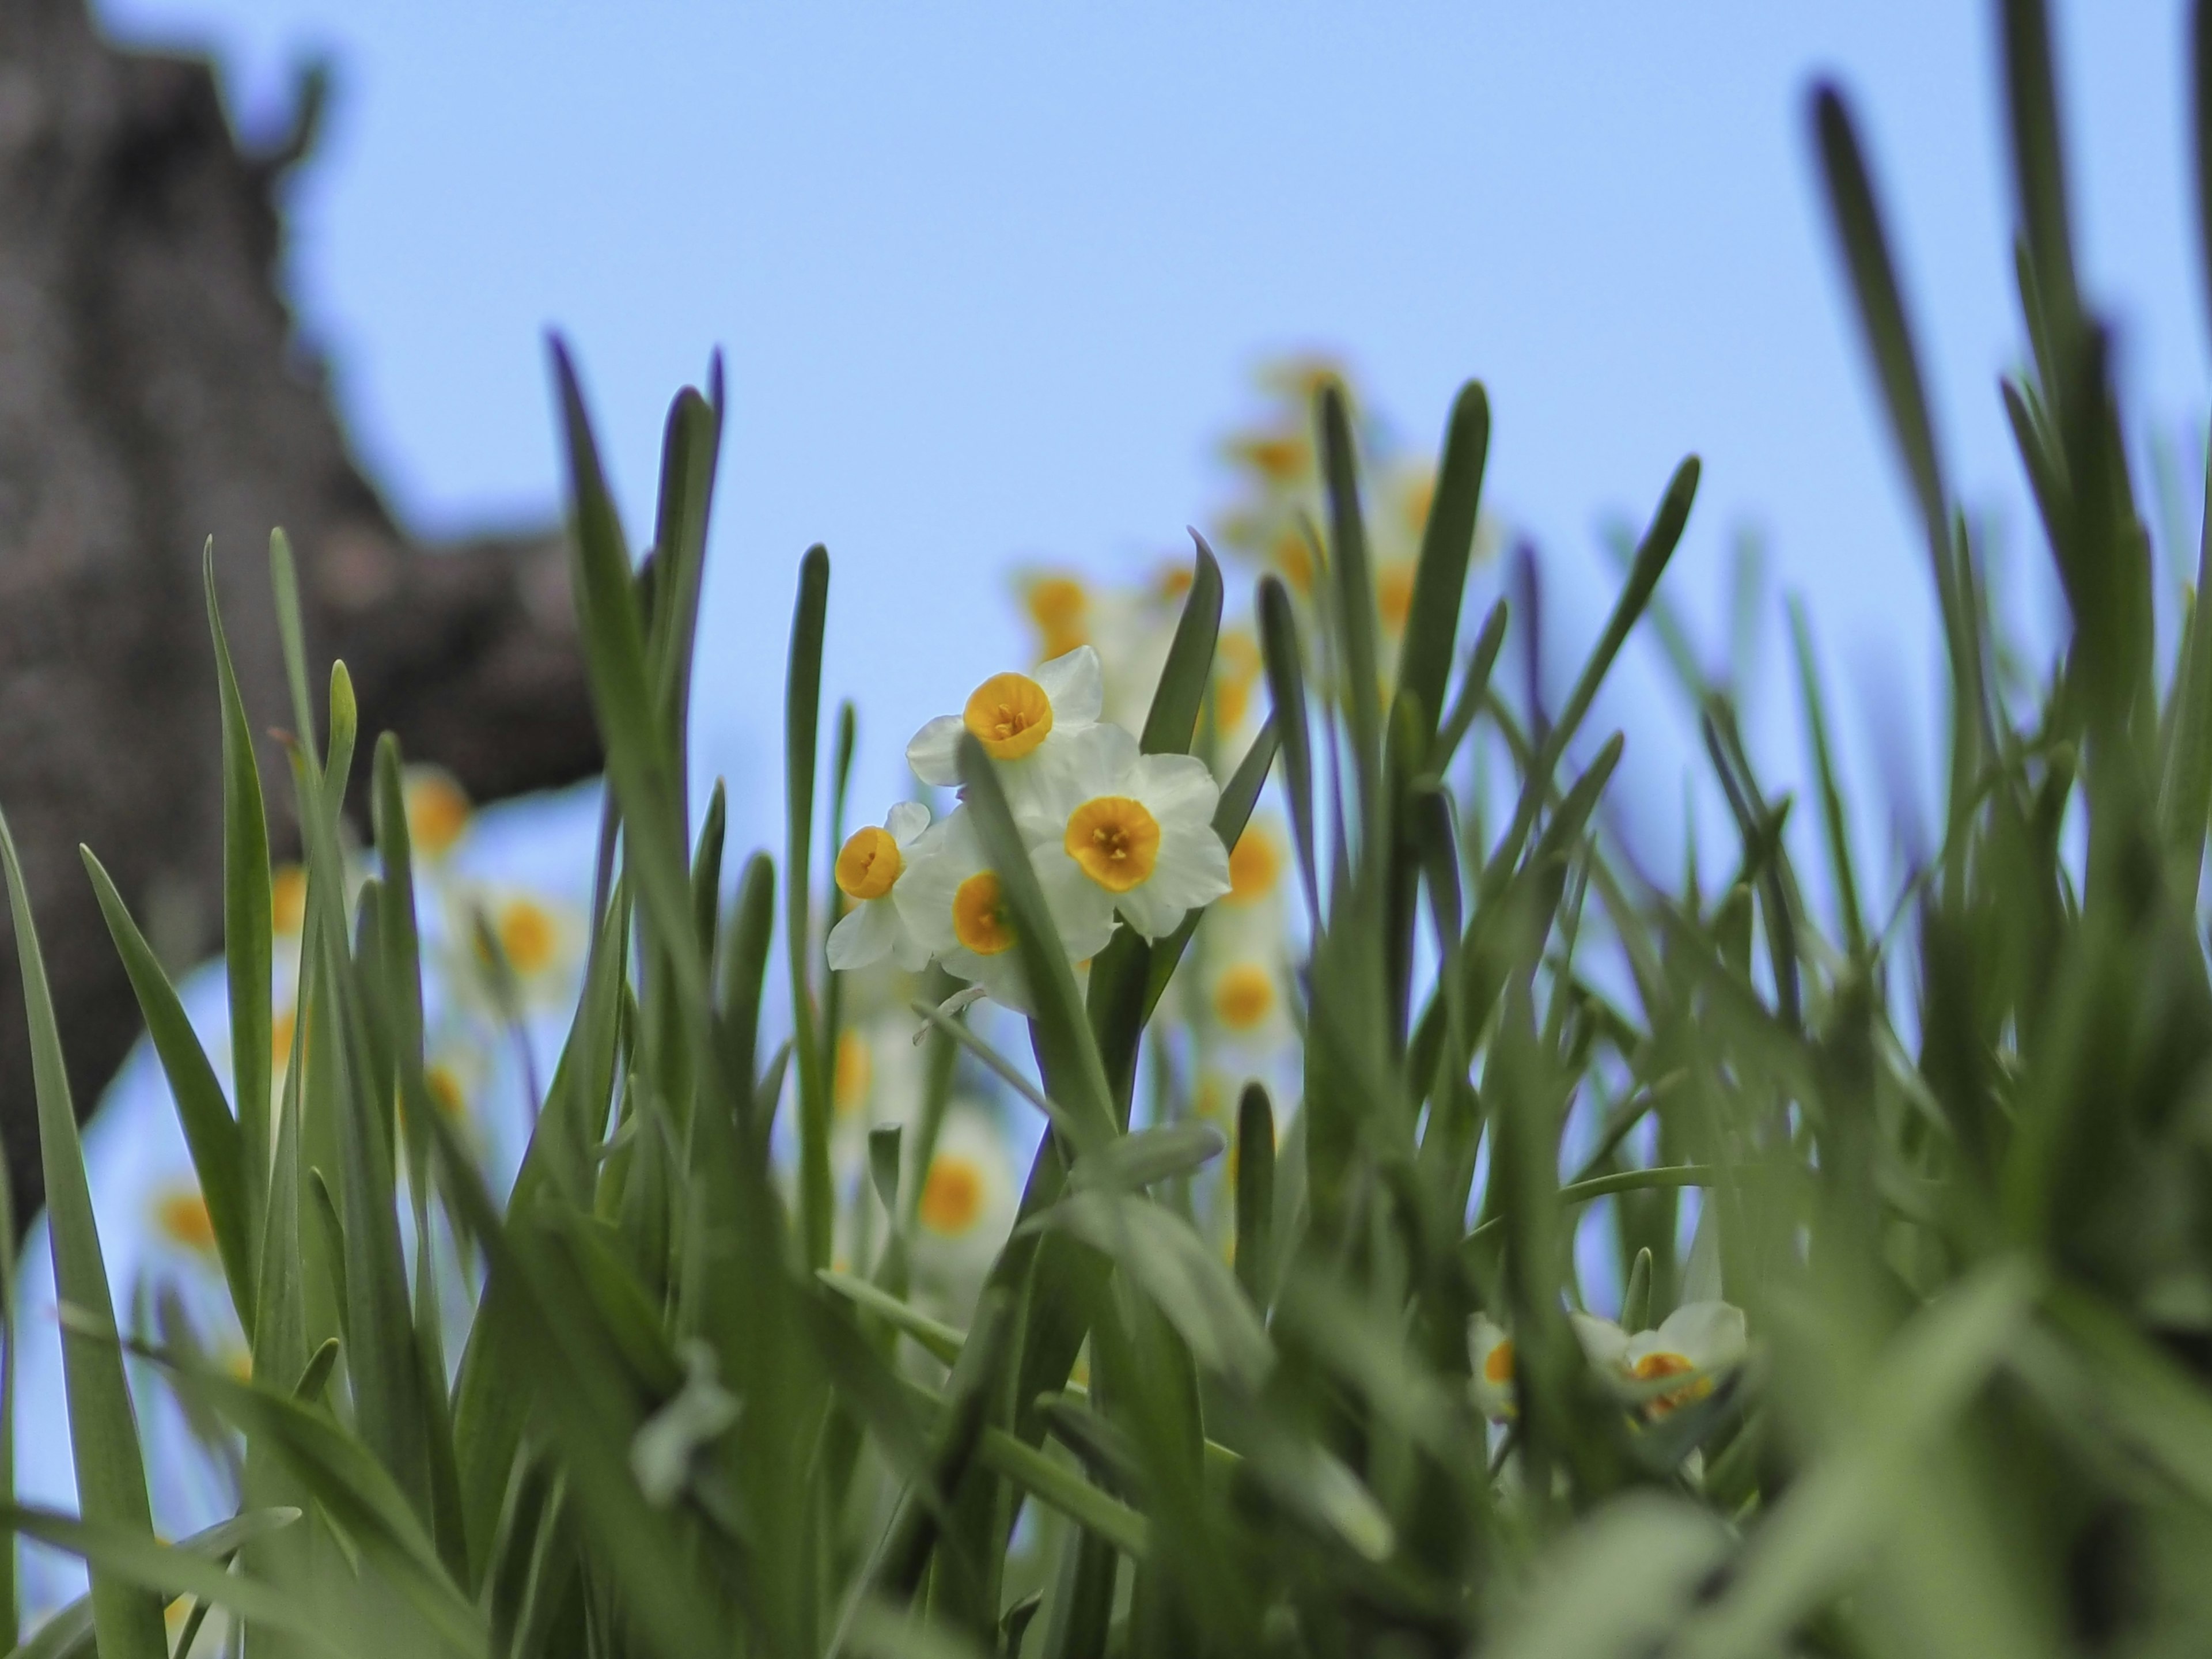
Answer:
17, 2, 2212, 1654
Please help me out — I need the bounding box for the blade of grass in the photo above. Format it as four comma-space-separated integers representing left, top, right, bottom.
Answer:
0, 805, 169, 1659
204, 544, 274, 1268
80, 851, 254, 1336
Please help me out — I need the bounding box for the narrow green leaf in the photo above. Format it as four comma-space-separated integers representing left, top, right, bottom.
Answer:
1028, 1191, 1272, 1393
977, 1430, 1151, 1560
1138, 535, 1224, 757
1233, 1083, 1275, 1305
1070, 1123, 1224, 1194
1397, 380, 1491, 746
785, 543, 834, 1270
204, 543, 274, 1271
80, 851, 253, 1336
3, 1508, 315, 1659
1259, 576, 1320, 919
0, 806, 167, 1659
816, 1269, 966, 1367
267, 529, 320, 773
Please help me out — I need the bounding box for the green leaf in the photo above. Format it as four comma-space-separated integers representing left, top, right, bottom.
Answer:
978, 1430, 1151, 1560
203, 542, 274, 1274
1480, 460, 1695, 902
79, 850, 254, 1336
1138, 535, 1224, 756
0, 805, 168, 1659
267, 529, 320, 773
1028, 1191, 1272, 1394
1233, 1083, 1275, 1305
1673, 1259, 2038, 1657
786, 544, 834, 1270
646, 381, 723, 809
868, 1124, 904, 1218
2, 1508, 316, 1659
1070, 1123, 1224, 1194
2161, 442, 2212, 895
1318, 382, 1384, 820
1487, 1494, 1732, 1659
816, 1269, 966, 1368
1258, 575, 1320, 918
1396, 380, 1491, 747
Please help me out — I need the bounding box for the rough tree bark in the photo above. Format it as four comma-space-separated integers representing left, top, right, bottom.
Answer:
0, 1, 601, 1230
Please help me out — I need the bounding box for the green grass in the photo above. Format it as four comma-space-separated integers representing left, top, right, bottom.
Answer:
14, 0, 2212, 1653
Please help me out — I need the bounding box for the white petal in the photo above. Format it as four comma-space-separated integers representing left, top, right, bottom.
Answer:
885, 800, 932, 846
892, 815, 979, 955
1650, 1301, 1747, 1370
1033, 845, 1120, 959
1569, 1312, 1630, 1372
1051, 721, 1140, 801
1131, 752, 1222, 824
892, 930, 934, 973
961, 946, 1036, 1016
1116, 879, 1185, 941
906, 715, 965, 787
1138, 819, 1233, 915
826, 899, 899, 971
1034, 645, 1103, 726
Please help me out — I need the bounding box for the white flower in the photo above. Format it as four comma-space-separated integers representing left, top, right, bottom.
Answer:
892, 808, 1109, 1014
1620, 1301, 1747, 1418
826, 802, 932, 972
1021, 724, 1231, 942
911, 1104, 1018, 1297
1469, 1314, 1516, 1422
1466, 1305, 1743, 1427
905, 646, 1104, 802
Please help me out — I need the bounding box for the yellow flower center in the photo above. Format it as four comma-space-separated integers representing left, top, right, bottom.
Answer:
1064, 796, 1161, 893
1631, 1351, 1710, 1416
404, 770, 471, 857
1272, 529, 1316, 595
1236, 434, 1310, 483
920, 1156, 986, 1235
1376, 559, 1416, 635
1400, 471, 1436, 536
963, 672, 1055, 760
477, 898, 559, 978
1213, 964, 1277, 1031
154, 1187, 215, 1255
1025, 575, 1089, 657
952, 872, 1016, 956
1228, 827, 1281, 903
835, 1028, 873, 1117
1483, 1338, 1515, 1385
271, 865, 308, 936
835, 825, 903, 900
426, 1063, 467, 1119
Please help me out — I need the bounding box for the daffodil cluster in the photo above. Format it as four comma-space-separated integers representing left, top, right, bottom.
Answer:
828, 644, 1234, 1014
1468, 1301, 1749, 1428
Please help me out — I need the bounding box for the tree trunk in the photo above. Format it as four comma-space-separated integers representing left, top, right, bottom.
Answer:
0, 0, 600, 1231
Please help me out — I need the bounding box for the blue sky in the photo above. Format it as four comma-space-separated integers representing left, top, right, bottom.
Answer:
94, 0, 2209, 880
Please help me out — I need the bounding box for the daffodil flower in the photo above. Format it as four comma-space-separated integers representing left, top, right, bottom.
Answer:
904, 646, 1104, 800
827, 802, 932, 972
1467, 1301, 1744, 1433
893, 808, 1108, 1013
910, 1104, 1018, 1295
1469, 1315, 1516, 1421
1620, 1301, 1747, 1418
1021, 724, 1231, 941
